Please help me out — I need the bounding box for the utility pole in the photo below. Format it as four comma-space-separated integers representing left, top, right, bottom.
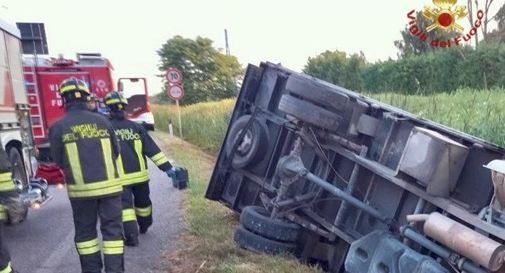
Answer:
224, 29, 230, 55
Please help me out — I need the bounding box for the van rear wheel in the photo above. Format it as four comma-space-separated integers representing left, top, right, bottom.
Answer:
234, 224, 296, 255
240, 206, 300, 242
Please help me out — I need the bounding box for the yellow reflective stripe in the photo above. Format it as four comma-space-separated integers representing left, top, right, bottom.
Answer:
76, 238, 100, 255
60, 83, 89, 94
150, 152, 169, 166
135, 205, 152, 217
122, 208, 136, 222
0, 172, 11, 181
150, 153, 164, 162
0, 205, 6, 221
0, 172, 14, 191
0, 182, 14, 192
121, 170, 149, 186
60, 85, 79, 93
105, 98, 128, 105
103, 240, 124, 255
101, 138, 115, 180
134, 140, 145, 172
117, 155, 125, 176
65, 143, 84, 184
105, 98, 121, 104
0, 262, 11, 273
67, 179, 122, 198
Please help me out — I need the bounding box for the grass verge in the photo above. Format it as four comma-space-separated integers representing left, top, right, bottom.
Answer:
153, 131, 323, 273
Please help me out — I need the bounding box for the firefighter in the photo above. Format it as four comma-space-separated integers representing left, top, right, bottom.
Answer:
104, 91, 175, 246
86, 93, 98, 112
49, 78, 124, 273
0, 145, 18, 273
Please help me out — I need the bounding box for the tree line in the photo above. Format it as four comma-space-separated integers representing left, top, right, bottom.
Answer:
305, 5, 505, 94
154, 3, 505, 104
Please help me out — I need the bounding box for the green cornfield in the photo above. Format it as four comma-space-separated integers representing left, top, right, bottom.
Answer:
152, 98, 236, 153
371, 88, 505, 147
152, 88, 505, 153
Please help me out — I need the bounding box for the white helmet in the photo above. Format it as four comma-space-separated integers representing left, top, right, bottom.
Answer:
483, 159, 505, 174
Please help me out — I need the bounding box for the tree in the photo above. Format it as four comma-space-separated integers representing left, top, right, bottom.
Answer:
303, 50, 348, 85
342, 52, 366, 91
485, 2, 505, 43
395, 11, 457, 58
303, 50, 367, 91
157, 36, 243, 105
468, 0, 497, 44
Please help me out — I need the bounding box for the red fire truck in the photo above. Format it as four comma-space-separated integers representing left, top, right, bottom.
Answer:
23, 53, 155, 151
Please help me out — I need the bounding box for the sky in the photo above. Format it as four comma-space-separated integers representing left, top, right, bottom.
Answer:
0, 0, 503, 95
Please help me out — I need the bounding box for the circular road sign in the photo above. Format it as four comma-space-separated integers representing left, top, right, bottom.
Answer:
167, 84, 184, 100
165, 67, 183, 84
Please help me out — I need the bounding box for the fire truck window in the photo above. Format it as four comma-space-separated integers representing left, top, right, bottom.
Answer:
5, 33, 26, 104
120, 80, 145, 98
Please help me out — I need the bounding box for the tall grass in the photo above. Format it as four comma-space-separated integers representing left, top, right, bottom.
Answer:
370, 88, 505, 147
153, 88, 505, 151
152, 99, 235, 153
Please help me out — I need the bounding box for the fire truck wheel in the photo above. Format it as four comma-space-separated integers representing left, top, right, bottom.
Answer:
234, 224, 296, 255
9, 147, 28, 191
285, 74, 349, 112
278, 94, 342, 132
240, 206, 300, 242
7, 147, 28, 224
225, 115, 269, 169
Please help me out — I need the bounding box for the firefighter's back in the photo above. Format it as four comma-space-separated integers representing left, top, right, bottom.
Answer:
111, 118, 158, 185
51, 107, 121, 199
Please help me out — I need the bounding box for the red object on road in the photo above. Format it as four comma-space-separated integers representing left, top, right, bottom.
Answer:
35, 163, 65, 185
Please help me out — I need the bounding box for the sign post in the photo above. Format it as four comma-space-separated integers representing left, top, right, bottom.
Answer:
165, 68, 184, 139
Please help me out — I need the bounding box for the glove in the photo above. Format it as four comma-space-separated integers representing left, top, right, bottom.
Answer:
166, 167, 177, 179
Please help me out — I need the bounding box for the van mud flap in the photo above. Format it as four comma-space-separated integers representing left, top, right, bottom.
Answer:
345, 231, 448, 273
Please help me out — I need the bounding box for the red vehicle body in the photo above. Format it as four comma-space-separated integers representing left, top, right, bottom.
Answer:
23, 53, 115, 145
23, 53, 154, 184
23, 53, 154, 148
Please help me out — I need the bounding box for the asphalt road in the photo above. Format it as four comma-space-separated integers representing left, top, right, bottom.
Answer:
4, 160, 183, 273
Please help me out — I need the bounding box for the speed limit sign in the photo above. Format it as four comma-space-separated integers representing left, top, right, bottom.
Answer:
165, 67, 183, 84
167, 84, 184, 100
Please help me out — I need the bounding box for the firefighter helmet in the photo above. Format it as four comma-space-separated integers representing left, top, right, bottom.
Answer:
104, 91, 128, 111
59, 78, 90, 101
105, 91, 128, 105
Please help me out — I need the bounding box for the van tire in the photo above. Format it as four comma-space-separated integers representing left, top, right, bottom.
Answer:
278, 95, 342, 131
225, 115, 268, 169
234, 224, 296, 255
240, 206, 300, 242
